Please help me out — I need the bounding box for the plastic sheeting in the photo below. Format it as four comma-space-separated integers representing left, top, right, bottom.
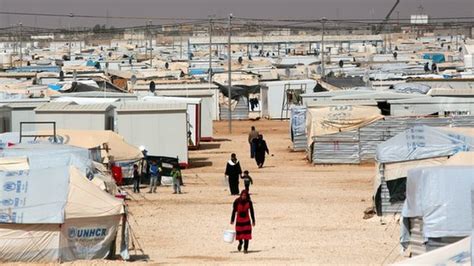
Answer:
376, 126, 474, 164
0, 167, 69, 224
396, 236, 470, 265
306, 105, 383, 141
402, 166, 474, 238
290, 107, 308, 152
0, 143, 93, 174
391, 83, 431, 94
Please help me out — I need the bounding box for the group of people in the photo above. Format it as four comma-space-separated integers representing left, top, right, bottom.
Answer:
132, 160, 183, 194
248, 126, 270, 168
225, 155, 256, 254
224, 126, 270, 254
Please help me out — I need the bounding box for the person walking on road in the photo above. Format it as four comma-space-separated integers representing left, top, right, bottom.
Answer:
242, 170, 253, 192
230, 190, 256, 254
253, 134, 269, 168
225, 153, 242, 195
248, 126, 259, 158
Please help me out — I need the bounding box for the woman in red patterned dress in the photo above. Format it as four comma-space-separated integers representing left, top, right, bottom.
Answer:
230, 190, 256, 253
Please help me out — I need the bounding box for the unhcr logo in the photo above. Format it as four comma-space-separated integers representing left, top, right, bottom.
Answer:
3, 182, 17, 192
1, 199, 14, 206
68, 227, 107, 240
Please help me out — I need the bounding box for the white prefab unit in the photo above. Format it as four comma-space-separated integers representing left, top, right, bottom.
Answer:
116, 102, 189, 167
261, 79, 317, 119
154, 90, 214, 141
389, 97, 474, 116
143, 96, 202, 149
35, 102, 115, 131
6, 101, 50, 132
142, 83, 220, 120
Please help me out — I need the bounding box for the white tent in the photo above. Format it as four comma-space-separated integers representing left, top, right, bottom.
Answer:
396, 237, 470, 265
374, 126, 474, 215
0, 145, 125, 262
403, 166, 474, 238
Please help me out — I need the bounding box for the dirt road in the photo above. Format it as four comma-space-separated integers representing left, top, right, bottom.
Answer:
125, 120, 401, 264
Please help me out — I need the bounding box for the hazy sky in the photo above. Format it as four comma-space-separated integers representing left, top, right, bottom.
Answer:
0, 0, 473, 28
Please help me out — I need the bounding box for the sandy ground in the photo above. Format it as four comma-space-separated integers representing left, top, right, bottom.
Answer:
119, 120, 402, 265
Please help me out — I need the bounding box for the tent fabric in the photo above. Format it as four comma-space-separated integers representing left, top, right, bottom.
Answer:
402, 166, 474, 238
1, 143, 93, 174
0, 131, 143, 163
48, 130, 143, 163
59, 216, 121, 261
0, 145, 125, 262
0, 224, 61, 263
65, 167, 124, 219
396, 236, 470, 265
0, 166, 70, 224
0, 157, 29, 171
373, 157, 448, 194
391, 83, 431, 94
376, 126, 474, 164
306, 106, 383, 140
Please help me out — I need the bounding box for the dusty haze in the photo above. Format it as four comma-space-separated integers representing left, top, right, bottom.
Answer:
0, 0, 473, 27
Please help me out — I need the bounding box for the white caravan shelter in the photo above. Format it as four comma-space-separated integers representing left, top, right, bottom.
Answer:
143, 96, 202, 149
35, 102, 115, 131
260, 79, 316, 119
116, 102, 189, 167
154, 90, 215, 141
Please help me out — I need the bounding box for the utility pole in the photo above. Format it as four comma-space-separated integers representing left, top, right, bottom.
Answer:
149, 20, 153, 68
68, 13, 74, 60
208, 16, 213, 90
179, 25, 183, 59
321, 17, 327, 77
227, 14, 233, 133
19, 22, 23, 67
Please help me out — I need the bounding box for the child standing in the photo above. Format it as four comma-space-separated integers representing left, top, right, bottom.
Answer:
133, 164, 140, 193
171, 165, 182, 194
242, 170, 253, 192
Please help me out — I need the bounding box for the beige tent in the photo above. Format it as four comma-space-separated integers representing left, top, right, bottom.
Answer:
37, 129, 143, 163
306, 105, 383, 141
0, 157, 125, 263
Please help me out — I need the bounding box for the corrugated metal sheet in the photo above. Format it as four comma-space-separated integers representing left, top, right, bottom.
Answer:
35, 102, 71, 111
116, 102, 187, 112
290, 106, 307, 151
220, 97, 249, 120
408, 217, 465, 257
35, 102, 113, 112
310, 115, 474, 164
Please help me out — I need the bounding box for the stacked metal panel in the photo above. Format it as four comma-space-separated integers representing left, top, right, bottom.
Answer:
311, 115, 474, 164
408, 217, 465, 257
290, 106, 307, 151
312, 130, 360, 164
219, 96, 249, 120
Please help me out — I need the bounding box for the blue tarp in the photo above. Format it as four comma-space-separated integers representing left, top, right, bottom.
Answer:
423, 53, 445, 63
86, 60, 96, 67
48, 84, 63, 91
